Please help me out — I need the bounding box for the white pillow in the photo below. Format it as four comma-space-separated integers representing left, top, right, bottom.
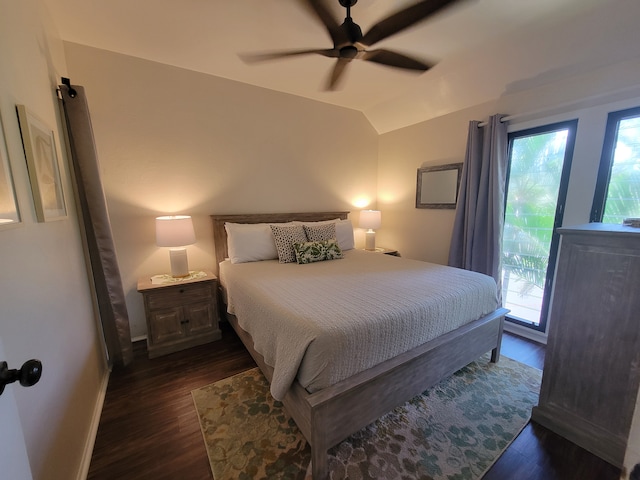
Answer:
294, 219, 354, 251
335, 219, 355, 251
224, 222, 281, 264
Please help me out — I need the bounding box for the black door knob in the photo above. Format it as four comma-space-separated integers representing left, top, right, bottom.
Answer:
0, 359, 42, 396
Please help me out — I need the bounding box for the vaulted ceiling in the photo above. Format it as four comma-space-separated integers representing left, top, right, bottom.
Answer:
43, 0, 638, 132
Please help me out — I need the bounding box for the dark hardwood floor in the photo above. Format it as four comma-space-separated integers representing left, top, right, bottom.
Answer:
87, 324, 621, 480
87, 322, 256, 480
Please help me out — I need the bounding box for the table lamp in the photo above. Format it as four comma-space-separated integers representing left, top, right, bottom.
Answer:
359, 210, 381, 251
155, 215, 196, 277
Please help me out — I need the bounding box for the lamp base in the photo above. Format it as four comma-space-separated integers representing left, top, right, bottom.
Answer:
365, 230, 376, 251
169, 248, 190, 277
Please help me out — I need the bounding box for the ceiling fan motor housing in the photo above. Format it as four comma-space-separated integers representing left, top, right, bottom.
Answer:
342, 18, 363, 44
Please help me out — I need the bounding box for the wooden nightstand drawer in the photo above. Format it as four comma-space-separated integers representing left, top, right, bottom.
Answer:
145, 283, 212, 309
137, 271, 221, 358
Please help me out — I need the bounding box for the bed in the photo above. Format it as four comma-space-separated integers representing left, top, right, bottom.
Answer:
211, 211, 507, 479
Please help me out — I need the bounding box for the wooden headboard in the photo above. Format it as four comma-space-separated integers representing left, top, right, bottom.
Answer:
210, 211, 349, 274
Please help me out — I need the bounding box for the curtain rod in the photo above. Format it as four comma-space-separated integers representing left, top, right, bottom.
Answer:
477, 84, 640, 127
60, 77, 77, 98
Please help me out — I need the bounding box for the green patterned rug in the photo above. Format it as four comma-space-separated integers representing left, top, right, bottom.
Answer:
192, 355, 541, 480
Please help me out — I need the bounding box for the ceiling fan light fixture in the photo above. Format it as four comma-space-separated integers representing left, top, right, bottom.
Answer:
340, 45, 359, 59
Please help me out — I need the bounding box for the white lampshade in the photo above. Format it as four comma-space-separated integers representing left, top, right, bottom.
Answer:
155, 215, 196, 277
155, 215, 196, 247
359, 210, 381, 230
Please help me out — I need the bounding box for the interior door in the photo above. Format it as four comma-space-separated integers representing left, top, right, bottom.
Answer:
0, 336, 34, 480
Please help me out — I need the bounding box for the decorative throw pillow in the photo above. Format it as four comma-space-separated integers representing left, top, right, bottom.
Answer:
294, 219, 355, 251
270, 224, 308, 263
293, 239, 343, 264
303, 223, 336, 242
322, 239, 343, 260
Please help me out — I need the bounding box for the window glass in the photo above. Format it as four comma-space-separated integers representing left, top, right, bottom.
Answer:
592, 107, 640, 223
502, 121, 576, 331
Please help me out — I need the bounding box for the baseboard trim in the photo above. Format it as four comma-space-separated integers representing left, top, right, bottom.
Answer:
503, 322, 548, 344
76, 367, 111, 480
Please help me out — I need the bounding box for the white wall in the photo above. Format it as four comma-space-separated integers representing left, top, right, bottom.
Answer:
0, 1, 107, 479
63, 42, 380, 339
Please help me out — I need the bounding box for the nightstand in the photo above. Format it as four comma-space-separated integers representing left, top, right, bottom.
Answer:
363, 247, 400, 256
137, 271, 221, 358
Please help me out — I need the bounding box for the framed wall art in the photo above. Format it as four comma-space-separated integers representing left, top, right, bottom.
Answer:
416, 162, 463, 209
0, 109, 21, 227
16, 104, 67, 222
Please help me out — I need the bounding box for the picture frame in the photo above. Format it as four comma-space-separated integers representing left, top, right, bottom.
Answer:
416, 162, 463, 209
0, 109, 21, 227
16, 105, 67, 222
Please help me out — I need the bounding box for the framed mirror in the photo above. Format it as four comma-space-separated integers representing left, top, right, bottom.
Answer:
416, 162, 463, 209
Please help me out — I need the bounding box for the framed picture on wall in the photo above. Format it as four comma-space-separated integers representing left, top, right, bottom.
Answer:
16, 104, 67, 222
416, 162, 463, 209
0, 109, 21, 227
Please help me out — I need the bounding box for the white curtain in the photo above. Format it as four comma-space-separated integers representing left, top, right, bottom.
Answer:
58, 82, 133, 367
448, 114, 508, 302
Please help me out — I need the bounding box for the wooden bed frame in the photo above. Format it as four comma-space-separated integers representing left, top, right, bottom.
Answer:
211, 212, 507, 479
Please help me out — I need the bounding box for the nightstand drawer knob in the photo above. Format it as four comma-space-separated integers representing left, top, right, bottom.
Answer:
179, 289, 185, 293
180, 319, 189, 325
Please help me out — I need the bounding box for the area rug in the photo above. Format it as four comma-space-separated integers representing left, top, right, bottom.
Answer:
192, 355, 541, 480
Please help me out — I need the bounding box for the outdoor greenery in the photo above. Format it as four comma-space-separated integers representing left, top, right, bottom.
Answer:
502, 113, 640, 325
502, 130, 567, 302
602, 117, 640, 223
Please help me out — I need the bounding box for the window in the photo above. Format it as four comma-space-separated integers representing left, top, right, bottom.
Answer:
591, 106, 640, 223
501, 120, 577, 332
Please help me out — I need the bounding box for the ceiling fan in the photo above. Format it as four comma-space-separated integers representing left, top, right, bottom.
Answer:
240, 0, 461, 90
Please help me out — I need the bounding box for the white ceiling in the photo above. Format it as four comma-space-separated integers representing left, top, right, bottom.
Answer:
42, 0, 638, 133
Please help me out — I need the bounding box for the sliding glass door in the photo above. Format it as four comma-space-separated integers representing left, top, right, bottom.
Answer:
501, 121, 577, 332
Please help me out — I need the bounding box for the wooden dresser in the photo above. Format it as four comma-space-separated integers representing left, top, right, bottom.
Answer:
531, 223, 640, 468
137, 271, 221, 358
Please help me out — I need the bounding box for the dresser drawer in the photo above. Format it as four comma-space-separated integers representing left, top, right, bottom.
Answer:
145, 282, 212, 310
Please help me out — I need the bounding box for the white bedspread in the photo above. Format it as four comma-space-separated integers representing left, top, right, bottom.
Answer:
220, 250, 498, 401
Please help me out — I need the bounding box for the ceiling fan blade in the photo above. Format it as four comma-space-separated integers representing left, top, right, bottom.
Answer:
360, 49, 432, 71
305, 0, 350, 48
325, 57, 350, 91
361, 0, 460, 47
239, 48, 339, 64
